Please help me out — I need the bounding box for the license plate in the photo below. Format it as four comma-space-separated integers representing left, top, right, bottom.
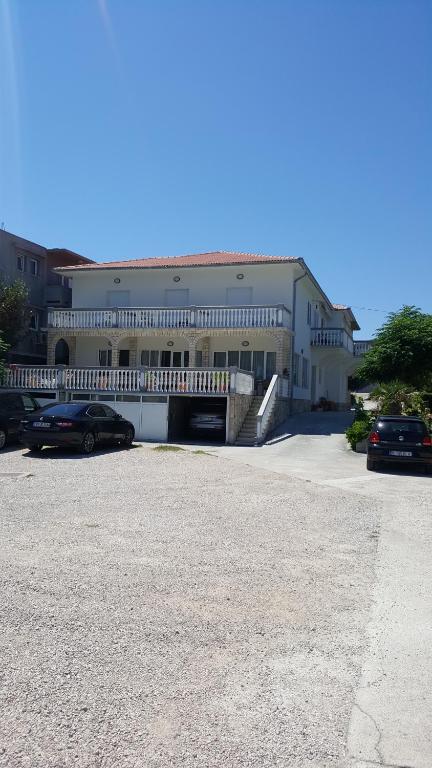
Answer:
32, 422, 50, 429
389, 450, 412, 457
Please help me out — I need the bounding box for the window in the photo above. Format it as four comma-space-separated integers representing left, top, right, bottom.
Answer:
266, 351, 276, 378
213, 351, 227, 367
252, 351, 265, 379
20, 395, 39, 412
302, 357, 309, 389
228, 350, 240, 367
101, 405, 117, 417
293, 353, 300, 387
17, 255, 25, 272
195, 350, 203, 367
240, 350, 252, 371
119, 350, 130, 367
226, 287, 253, 305
29, 258, 40, 277
160, 350, 171, 367
106, 290, 130, 307
164, 289, 189, 307
87, 405, 106, 418
141, 350, 160, 366
99, 349, 112, 366
307, 301, 312, 326
29, 313, 39, 330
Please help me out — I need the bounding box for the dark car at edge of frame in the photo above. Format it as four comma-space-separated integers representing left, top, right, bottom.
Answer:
367, 415, 432, 473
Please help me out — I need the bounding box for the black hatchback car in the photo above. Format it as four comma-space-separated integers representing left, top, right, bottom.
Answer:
367, 415, 432, 472
0, 390, 41, 450
19, 402, 135, 454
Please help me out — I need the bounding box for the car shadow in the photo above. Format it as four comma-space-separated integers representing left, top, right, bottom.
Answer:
374, 464, 431, 479
20, 443, 141, 460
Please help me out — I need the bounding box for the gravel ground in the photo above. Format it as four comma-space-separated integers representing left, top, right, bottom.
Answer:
0, 445, 379, 768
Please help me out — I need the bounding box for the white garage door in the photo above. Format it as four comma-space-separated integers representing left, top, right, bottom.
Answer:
96, 398, 168, 441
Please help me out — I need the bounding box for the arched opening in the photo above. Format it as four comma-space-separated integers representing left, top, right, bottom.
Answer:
54, 338, 70, 365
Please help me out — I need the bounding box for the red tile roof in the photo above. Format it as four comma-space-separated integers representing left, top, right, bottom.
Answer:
59, 251, 299, 271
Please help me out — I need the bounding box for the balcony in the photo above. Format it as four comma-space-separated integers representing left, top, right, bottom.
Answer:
47, 304, 291, 331
311, 328, 354, 353
2, 365, 254, 396
354, 340, 373, 357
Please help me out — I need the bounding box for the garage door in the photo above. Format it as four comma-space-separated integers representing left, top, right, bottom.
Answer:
95, 398, 168, 442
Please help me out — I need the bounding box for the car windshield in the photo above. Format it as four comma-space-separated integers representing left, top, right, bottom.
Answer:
37, 403, 85, 417
377, 420, 426, 436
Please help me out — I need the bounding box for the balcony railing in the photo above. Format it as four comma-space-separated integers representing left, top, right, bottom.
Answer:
2, 366, 254, 396
354, 340, 373, 357
48, 304, 291, 331
311, 328, 353, 353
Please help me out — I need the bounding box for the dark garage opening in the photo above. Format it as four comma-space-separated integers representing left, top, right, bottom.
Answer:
168, 396, 227, 443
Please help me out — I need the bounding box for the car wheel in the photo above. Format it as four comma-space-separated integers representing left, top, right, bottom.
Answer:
0, 429, 7, 451
80, 432, 96, 454
123, 428, 134, 447
366, 456, 376, 471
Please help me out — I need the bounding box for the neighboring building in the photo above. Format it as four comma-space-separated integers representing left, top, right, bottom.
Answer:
3, 249, 373, 444
0, 229, 94, 363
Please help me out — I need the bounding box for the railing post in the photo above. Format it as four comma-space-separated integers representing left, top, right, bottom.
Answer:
190, 306, 197, 327
229, 367, 237, 394
56, 365, 66, 391
112, 309, 119, 328
277, 304, 283, 326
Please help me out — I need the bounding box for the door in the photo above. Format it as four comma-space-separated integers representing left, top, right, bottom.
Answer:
101, 404, 126, 440
86, 404, 111, 441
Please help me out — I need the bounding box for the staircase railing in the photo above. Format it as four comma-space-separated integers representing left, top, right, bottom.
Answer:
256, 374, 279, 444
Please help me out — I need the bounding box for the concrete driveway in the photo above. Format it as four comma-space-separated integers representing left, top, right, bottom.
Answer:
199, 412, 432, 768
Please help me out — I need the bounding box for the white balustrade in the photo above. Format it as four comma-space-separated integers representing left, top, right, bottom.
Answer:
311, 328, 350, 348
4, 366, 59, 390
256, 374, 279, 443
354, 340, 373, 356
142, 368, 231, 394
1, 366, 252, 395
48, 305, 291, 330
64, 368, 141, 391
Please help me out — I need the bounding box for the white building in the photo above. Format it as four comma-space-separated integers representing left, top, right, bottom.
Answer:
4, 251, 371, 444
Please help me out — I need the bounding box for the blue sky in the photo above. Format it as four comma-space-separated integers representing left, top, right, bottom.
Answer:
1, 0, 431, 337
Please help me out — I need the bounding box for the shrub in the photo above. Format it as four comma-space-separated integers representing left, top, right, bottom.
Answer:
345, 418, 372, 450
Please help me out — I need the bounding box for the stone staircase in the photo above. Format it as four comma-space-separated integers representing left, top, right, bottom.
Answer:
235, 396, 263, 446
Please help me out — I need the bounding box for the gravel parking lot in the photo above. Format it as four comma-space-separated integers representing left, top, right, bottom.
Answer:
0, 444, 378, 768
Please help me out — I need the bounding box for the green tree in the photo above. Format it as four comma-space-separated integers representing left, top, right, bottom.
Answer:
0, 279, 30, 347
356, 306, 432, 388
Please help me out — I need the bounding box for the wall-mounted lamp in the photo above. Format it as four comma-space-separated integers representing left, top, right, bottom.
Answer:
173, 276, 181, 282
241, 340, 250, 347
236, 273, 244, 280
114, 278, 121, 284
167, 341, 174, 347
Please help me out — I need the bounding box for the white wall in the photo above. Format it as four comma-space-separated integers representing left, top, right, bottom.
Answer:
70, 263, 295, 310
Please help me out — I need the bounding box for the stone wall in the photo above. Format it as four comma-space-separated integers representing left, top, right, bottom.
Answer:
227, 394, 253, 444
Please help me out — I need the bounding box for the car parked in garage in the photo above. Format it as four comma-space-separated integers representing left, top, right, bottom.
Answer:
0, 390, 41, 450
188, 403, 226, 438
367, 415, 432, 472
19, 402, 135, 454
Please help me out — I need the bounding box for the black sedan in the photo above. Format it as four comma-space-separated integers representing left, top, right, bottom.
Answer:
367, 415, 432, 472
19, 402, 135, 454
